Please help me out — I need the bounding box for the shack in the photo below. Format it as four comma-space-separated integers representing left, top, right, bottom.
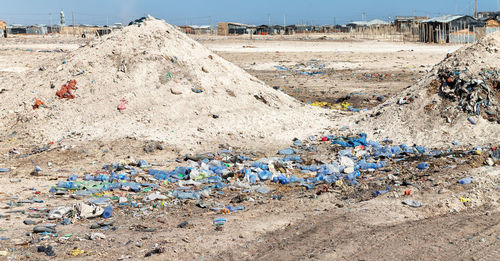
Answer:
346, 19, 390, 32
486, 19, 500, 34
394, 16, 428, 32
217, 22, 249, 35
419, 15, 482, 43
179, 25, 194, 34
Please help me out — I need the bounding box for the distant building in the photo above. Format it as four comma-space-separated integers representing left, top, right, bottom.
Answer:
485, 19, 500, 35
394, 16, 428, 32
346, 19, 390, 31
179, 25, 194, 34
218, 22, 250, 35
192, 25, 212, 34
477, 11, 500, 21
179, 25, 212, 35
419, 15, 482, 43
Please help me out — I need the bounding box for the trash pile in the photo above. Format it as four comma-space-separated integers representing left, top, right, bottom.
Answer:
437, 68, 499, 123
357, 32, 500, 147
274, 59, 325, 75
40, 133, 498, 220
361, 73, 394, 81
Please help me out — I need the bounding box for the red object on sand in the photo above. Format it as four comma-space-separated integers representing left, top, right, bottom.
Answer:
56, 80, 77, 99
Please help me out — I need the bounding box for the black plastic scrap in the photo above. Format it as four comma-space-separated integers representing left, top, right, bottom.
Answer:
438, 68, 500, 123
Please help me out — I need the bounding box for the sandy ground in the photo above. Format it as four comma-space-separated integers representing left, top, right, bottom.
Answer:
0, 35, 499, 260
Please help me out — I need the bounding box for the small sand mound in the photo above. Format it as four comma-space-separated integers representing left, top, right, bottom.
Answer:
357, 32, 500, 147
0, 17, 328, 152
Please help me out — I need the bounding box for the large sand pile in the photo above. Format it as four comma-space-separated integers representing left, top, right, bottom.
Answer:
0, 17, 328, 152
357, 32, 500, 147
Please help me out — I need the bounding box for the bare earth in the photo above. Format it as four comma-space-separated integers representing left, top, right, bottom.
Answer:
0, 34, 498, 260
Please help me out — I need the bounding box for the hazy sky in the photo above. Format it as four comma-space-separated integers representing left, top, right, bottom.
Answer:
1, 0, 499, 26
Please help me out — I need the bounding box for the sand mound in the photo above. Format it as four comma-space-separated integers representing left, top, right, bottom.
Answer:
0, 17, 328, 152
356, 32, 500, 147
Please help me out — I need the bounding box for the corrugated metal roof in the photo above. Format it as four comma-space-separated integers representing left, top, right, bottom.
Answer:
367, 19, 390, 25
421, 15, 468, 23
347, 19, 390, 26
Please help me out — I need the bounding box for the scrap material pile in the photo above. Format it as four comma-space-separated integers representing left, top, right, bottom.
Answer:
0, 16, 327, 152
357, 32, 500, 147
437, 67, 499, 124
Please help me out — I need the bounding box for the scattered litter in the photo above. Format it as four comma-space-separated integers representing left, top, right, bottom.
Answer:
402, 199, 423, 208
37, 246, 55, 256
33, 98, 45, 109
55, 80, 77, 99
117, 97, 127, 111
458, 177, 474, 184
70, 248, 85, 256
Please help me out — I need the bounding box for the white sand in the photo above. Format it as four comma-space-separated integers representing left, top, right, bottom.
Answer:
0, 17, 329, 152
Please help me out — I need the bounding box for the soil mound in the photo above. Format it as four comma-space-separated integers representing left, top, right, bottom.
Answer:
357, 32, 500, 147
0, 17, 327, 152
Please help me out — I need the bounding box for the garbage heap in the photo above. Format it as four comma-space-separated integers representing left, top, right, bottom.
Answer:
437, 67, 500, 123
357, 32, 500, 147
45, 133, 500, 220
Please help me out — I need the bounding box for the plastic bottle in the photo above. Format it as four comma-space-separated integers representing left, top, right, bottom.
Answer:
137, 159, 148, 168
174, 191, 201, 200
417, 162, 429, 169
252, 162, 269, 170
284, 155, 302, 162
227, 206, 245, 212
273, 174, 288, 184
374, 186, 390, 196
345, 171, 360, 181
102, 206, 113, 218
213, 218, 226, 226
249, 173, 257, 184
207, 176, 222, 183
258, 170, 272, 181
57, 181, 80, 189
278, 148, 295, 155
148, 169, 167, 176
458, 177, 473, 184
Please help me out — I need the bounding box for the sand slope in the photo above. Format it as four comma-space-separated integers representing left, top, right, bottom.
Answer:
0, 17, 329, 152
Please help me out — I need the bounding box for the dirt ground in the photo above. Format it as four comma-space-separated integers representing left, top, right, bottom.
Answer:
0, 35, 499, 260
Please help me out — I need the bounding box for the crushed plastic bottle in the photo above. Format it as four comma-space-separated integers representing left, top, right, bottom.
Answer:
458, 177, 473, 184
102, 206, 113, 218
417, 162, 429, 169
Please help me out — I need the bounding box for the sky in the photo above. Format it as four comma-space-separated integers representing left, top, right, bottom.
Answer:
0, 0, 499, 26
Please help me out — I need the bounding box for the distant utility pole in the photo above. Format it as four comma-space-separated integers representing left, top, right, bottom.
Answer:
72, 11, 75, 26
268, 14, 271, 26
474, 0, 478, 18
49, 13, 52, 27
106, 16, 109, 27
334, 17, 336, 25
209, 16, 212, 28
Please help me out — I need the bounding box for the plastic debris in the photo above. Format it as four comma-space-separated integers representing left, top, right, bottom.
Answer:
213, 218, 226, 226
402, 199, 423, 208
56, 80, 77, 99
33, 98, 45, 109
458, 177, 474, 184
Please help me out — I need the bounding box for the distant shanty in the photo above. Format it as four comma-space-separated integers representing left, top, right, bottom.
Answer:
2, 11, 500, 44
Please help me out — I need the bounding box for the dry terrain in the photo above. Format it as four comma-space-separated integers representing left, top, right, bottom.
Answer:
0, 31, 498, 261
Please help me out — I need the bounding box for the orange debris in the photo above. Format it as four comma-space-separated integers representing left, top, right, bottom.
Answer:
56, 80, 77, 99
33, 98, 45, 109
